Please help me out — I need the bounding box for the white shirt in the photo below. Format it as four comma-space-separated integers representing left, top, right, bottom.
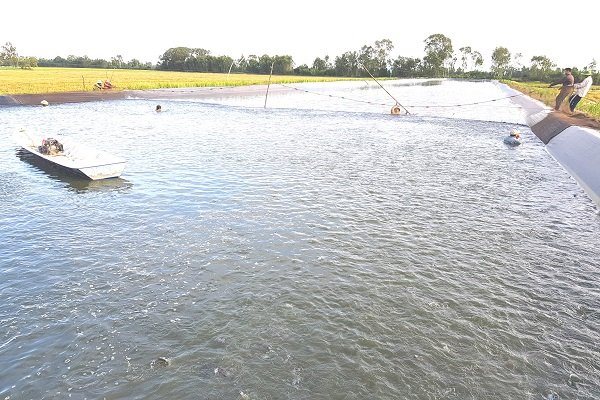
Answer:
573, 76, 593, 97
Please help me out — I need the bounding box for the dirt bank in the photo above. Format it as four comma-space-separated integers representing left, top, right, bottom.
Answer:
502, 82, 600, 144
0, 85, 294, 106
553, 111, 600, 130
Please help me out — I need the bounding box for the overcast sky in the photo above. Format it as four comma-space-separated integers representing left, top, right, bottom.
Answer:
1, 0, 598, 69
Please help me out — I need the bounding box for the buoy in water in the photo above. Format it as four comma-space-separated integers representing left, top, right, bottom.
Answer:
40, 100, 49, 107
390, 104, 402, 115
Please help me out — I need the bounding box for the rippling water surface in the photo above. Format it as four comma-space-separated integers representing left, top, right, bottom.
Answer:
1, 80, 599, 399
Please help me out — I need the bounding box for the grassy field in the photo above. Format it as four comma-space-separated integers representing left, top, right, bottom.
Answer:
0, 67, 351, 95
504, 80, 600, 120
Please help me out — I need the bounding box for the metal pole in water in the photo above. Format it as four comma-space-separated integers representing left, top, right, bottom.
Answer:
227, 59, 235, 80
264, 61, 274, 108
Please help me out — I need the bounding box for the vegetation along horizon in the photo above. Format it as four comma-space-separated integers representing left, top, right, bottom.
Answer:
0, 67, 352, 95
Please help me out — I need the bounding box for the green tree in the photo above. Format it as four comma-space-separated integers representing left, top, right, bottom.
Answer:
358, 45, 378, 76
19, 56, 37, 69
529, 55, 555, 80
510, 52, 524, 78
65, 55, 91, 68
294, 64, 312, 76
334, 51, 359, 77
258, 54, 273, 74
91, 58, 110, 68
158, 47, 192, 70
391, 57, 421, 77
374, 38, 394, 75
423, 34, 453, 77
530, 55, 554, 71
449, 53, 458, 74
1, 42, 19, 67
82, 56, 92, 68
53, 56, 66, 66
110, 55, 124, 68
127, 58, 142, 69
491, 46, 511, 77
213, 55, 234, 73
189, 48, 210, 71
312, 55, 332, 75
585, 59, 597, 74
459, 46, 472, 71
471, 51, 483, 70
246, 55, 260, 73
236, 55, 248, 72
513, 52, 523, 69
272, 55, 294, 74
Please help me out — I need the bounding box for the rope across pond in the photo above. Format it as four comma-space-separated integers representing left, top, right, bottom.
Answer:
278, 83, 532, 110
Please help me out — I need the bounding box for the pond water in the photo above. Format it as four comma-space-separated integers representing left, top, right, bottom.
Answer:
1, 80, 599, 399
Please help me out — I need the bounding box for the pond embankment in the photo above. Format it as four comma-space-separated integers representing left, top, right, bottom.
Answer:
0, 85, 295, 106
501, 82, 600, 206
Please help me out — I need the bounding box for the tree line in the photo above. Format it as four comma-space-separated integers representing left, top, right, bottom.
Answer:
2, 37, 598, 84
157, 47, 294, 75
155, 36, 598, 83
37, 54, 153, 70
0, 42, 37, 69
0, 42, 152, 70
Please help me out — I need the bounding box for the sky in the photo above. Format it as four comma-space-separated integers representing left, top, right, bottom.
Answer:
1, 0, 598, 70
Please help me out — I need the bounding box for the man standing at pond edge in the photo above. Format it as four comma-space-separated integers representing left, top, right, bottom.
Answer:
569, 75, 593, 112
549, 68, 574, 111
